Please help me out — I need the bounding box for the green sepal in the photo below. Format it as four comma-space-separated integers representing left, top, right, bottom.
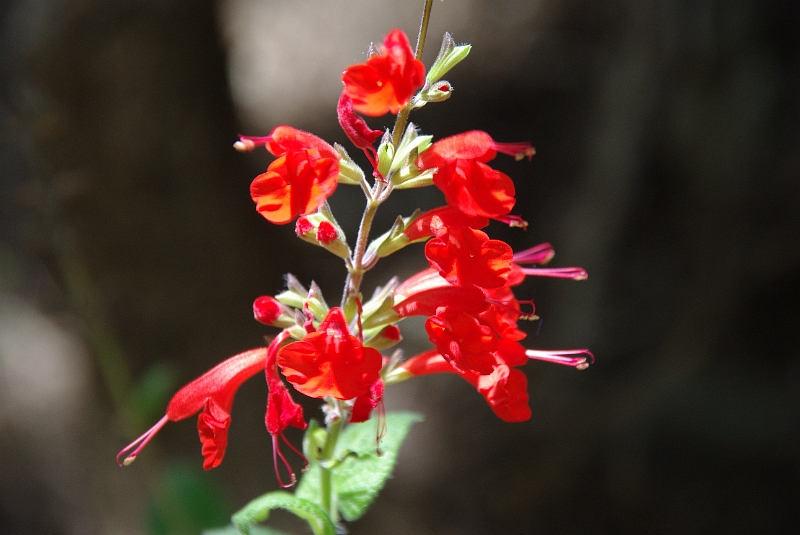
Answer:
305, 282, 329, 322
426, 32, 471, 86
391, 166, 436, 189
376, 140, 394, 179
389, 124, 432, 175
360, 277, 400, 329
302, 419, 327, 464
275, 274, 307, 309
334, 143, 365, 186
232, 491, 336, 535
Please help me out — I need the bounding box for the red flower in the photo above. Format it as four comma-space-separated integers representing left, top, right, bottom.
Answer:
399, 350, 532, 422
416, 131, 534, 224
342, 29, 426, 116
425, 226, 513, 289
117, 347, 271, 470
238, 126, 340, 225
236, 125, 339, 161
277, 307, 383, 400
250, 149, 339, 225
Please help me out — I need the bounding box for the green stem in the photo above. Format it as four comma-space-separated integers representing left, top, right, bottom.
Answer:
319, 412, 344, 522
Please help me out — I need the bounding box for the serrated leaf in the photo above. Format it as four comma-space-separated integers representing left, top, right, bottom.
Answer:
332, 411, 423, 521
232, 491, 335, 535
204, 524, 293, 535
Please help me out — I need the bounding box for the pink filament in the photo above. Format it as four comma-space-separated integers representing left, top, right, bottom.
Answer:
116, 415, 169, 466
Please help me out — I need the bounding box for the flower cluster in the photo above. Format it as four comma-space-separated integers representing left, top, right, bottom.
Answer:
118, 27, 591, 489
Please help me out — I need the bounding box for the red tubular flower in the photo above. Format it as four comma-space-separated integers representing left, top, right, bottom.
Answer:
399, 350, 532, 422
403, 206, 489, 242
342, 29, 426, 116
116, 347, 270, 470
250, 149, 340, 225
425, 227, 513, 289
277, 307, 383, 400
425, 306, 498, 374
236, 126, 339, 161
416, 131, 535, 225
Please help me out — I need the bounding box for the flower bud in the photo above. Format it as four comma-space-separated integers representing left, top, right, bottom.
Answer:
253, 296, 297, 328
417, 81, 453, 105
295, 213, 351, 259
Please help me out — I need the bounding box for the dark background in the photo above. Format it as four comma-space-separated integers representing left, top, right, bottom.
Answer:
1, 1, 798, 534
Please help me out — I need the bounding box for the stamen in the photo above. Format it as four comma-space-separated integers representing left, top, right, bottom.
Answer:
526, 349, 594, 370
272, 434, 297, 488
485, 296, 536, 319
116, 415, 169, 466
513, 242, 555, 265
233, 135, 272, 152
375, 398, 387, 456
520, 267, 588, 280
491, 141, 536, 161
496, 214, 529, 229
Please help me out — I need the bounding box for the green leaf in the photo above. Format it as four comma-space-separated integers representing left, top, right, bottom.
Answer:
232, 491, 335, 535
332, 411, 423, 521
293, 462, 322, 505
204, 524, 293, 535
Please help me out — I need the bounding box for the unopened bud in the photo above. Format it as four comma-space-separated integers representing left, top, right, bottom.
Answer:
295, 213, 351, 259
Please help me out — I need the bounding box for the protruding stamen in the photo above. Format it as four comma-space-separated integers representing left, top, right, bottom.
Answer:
116, 415, 169, 466
520, 267, 588, 280
491, 141, 536, 161
525, 349, 594, 370
272, 434, 296, 488
496, 214, 529, 229
233, 135, 272, 152
513, 242, 555, 265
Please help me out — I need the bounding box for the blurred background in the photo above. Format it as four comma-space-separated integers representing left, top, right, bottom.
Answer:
1, 0, 798, 534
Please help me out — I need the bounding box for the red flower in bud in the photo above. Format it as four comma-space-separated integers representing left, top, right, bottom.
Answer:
342, 29, 426, 116
315, 220, 339, 244
253, 295, 287, 325
416, 131, 534, 225
277, 308, 383, 400
425, 227, 513, 289
251, 149, 339, 225
117, 347, 270, 470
